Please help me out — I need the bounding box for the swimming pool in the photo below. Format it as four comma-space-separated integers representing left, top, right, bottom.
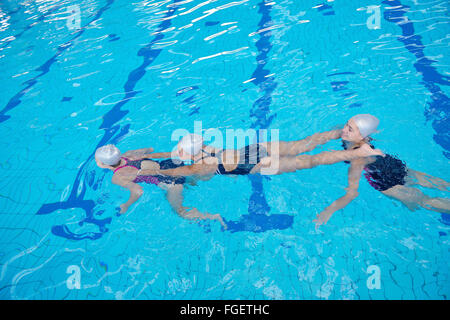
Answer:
0, 0, 449, 300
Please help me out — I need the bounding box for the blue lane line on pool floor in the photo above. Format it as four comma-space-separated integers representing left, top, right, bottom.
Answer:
0, 0, 114, 124
0, 5, 21, 16
382, 0, 450, 159
315, 2, 335, 16
0, 3, 62, 50
225, 0, 294, 233
382, 0, 450, 226
36, 1, 183, 240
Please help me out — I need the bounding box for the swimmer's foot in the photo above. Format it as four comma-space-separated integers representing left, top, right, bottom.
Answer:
411, 170, 450, 192
211, 213, 227, 230
422, 197, 450, 214
425, 176, 450, 192
182, 208, 227, 229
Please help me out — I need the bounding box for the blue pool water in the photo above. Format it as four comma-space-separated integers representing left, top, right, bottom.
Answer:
0, 0, 449, 299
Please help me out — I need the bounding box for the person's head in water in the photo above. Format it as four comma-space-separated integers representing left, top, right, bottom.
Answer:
177, 133, 203, 160
342, 114, 379, 143
95, 144, 122, 169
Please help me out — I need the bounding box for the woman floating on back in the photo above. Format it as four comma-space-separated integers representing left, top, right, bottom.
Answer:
313, 114, 450, 228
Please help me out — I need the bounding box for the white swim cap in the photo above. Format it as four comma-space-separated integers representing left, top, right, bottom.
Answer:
178, 133, 203, 156
351, 114, 379, 138
95, 144, 121, 166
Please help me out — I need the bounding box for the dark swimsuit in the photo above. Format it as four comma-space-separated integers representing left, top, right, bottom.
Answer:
114, 157, 186, 185
342, 141, 407, 191
200, 144, 268, 175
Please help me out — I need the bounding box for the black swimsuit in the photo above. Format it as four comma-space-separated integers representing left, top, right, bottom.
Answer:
342, 141, 408, 191
200, 144, 268, 175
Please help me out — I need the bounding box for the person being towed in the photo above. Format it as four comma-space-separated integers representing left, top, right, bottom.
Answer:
94, 145, 226, 229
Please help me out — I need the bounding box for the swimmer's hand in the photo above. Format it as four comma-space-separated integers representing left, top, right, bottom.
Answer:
313, 210, 333, 229
260, 156, 272, 167
119, 203, 129, 214
181, 207, 227, 230
251, 156, 272, 172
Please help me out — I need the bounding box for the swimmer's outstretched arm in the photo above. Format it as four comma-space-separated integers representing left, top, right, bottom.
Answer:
256, 144, 382, 174
123, 148, 172, 160
142, 163, 218, 177
308, 144, 382, 167
111, 176, 144, 213
263, 129, 342, 157
313, 159, 365, 228
143, 152, 173, 159
122, 147, 154, 158
291, 129, 342, 154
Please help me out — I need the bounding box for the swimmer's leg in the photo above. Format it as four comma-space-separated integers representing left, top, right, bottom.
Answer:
405, 169, 450, 192
161, 183, 227, 229
261, 130, 341, 156
382, 185, 450, 214
162, 183, 184, 213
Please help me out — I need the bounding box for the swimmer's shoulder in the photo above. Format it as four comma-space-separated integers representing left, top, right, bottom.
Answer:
358, 143, 382, 164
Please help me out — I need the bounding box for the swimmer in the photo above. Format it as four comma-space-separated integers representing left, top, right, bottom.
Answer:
313, 114, 450, 228
140, 130, 383, 179
94, 144, 227, 229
